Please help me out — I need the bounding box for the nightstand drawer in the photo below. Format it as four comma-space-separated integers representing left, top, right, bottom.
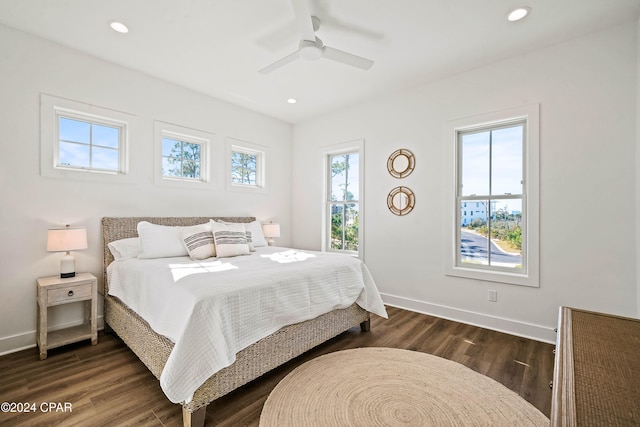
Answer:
47, 284, 92, 304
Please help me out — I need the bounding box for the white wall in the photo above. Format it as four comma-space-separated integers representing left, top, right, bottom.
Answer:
292, 22, 639, 342
0, 24, 292, 354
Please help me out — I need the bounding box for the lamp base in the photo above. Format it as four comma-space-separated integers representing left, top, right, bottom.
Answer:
60, 252, 76, 279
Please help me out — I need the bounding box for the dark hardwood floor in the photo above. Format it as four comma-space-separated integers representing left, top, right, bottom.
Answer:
0, 306, 555, 426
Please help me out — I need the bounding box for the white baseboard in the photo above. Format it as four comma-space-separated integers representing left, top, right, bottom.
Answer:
381, 293, 557, 344
0, 316, 105, 356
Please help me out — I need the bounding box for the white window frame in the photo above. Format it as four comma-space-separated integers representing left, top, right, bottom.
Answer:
40, 94, 135, 182
445, 104, 539, 287
154, 121, 214, 188
322, 139, 365, 259
55, 112, 125, 173
226, 138, 267, 193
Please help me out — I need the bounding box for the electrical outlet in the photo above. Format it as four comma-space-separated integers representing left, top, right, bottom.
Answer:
488, 290, 497, 302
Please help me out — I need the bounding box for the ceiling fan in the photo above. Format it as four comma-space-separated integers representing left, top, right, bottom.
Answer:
259, 0, 374, 74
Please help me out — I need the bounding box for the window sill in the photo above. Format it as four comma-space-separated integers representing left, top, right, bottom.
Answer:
445, 265, 539, 287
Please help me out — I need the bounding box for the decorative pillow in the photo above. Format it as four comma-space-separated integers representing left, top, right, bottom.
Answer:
210, 220, 250, 258
245, 226, 255, 252
137, 221, 189, 259
245, 220, 268, 247
181, 223, 215, 260
108, 237, 141, 261
217, 220, 265, 250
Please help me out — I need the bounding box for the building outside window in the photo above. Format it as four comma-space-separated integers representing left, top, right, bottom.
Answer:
446, 105, 539, 287
458, 122, 524, 271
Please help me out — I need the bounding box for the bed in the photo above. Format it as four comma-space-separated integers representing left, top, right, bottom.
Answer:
101, 216, 386, 427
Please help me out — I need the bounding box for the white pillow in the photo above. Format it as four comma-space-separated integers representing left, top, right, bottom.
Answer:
245, 221, 268, 247
137, 221, 188, 259
182, 222, 215, 260
108, 237, 141, 261
210, 220, 250, 258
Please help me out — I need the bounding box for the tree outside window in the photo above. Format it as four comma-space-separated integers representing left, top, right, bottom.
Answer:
231, 151, 258, 185
162, 138, 201, 179
329, 152, 359, 252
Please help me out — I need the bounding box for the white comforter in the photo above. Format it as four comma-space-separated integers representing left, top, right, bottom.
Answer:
107, 246, 387, 403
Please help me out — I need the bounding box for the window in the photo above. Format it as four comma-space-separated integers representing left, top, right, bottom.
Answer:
324, 140, 364, 257
458, 122, 524, 269
162, 137, 203, 180
41, 94, 134, 181
446, 105, 539, 287
231, 149, 260, 186
154, 121, 212, 187
57, 116, 122, 172
226, 138, 267, 192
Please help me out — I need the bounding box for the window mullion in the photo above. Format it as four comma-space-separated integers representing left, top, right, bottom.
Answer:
88, 123, 93, 168
178, 141, 183, 177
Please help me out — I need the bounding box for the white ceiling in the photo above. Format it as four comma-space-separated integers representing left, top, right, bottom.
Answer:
1, 0, 640, 124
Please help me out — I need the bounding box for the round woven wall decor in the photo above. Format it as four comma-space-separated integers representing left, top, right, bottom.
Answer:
387, 148, 415, 178
387, 186, 415, 216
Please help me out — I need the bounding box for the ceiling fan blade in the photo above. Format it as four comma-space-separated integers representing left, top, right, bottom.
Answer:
290, 0, 316, 41
323, 46, 374, 70
259, 50, 300, 74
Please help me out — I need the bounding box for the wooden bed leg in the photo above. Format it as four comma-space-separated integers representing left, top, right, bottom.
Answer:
360, 319, 371, 332
183, 406, 206, 427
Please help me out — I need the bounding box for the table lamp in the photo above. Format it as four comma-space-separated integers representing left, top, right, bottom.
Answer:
47, 225, 88, 278
262, 222, 280, 246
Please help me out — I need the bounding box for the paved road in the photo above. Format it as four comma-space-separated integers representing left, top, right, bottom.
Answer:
460, 230, 522, 267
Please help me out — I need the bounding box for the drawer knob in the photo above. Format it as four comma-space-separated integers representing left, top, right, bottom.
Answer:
68, 290, 74, 297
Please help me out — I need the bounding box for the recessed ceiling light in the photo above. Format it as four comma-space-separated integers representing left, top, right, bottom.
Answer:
506, 7, 530, 22
110, 21, 129, 33
287, 98, 297, 104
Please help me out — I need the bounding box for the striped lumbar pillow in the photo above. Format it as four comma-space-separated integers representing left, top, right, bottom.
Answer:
182, 222, 216, 260
210, 220, 250, 258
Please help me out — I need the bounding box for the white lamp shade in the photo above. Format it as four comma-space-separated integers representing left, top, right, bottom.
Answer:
47, 226, 88, 252
47, 226, 87, 278
262, 223, 281, 238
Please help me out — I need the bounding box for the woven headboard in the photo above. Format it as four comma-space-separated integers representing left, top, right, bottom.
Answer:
101, 216, 255, 294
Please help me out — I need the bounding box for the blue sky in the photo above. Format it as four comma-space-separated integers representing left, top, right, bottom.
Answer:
460, 125, 523, 210
58, 117, 119, 170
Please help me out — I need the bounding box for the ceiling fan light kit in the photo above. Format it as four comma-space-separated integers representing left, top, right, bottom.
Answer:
259, 0, 374, 74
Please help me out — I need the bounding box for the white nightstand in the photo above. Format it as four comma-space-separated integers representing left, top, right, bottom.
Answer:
36, 272, 98, 360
